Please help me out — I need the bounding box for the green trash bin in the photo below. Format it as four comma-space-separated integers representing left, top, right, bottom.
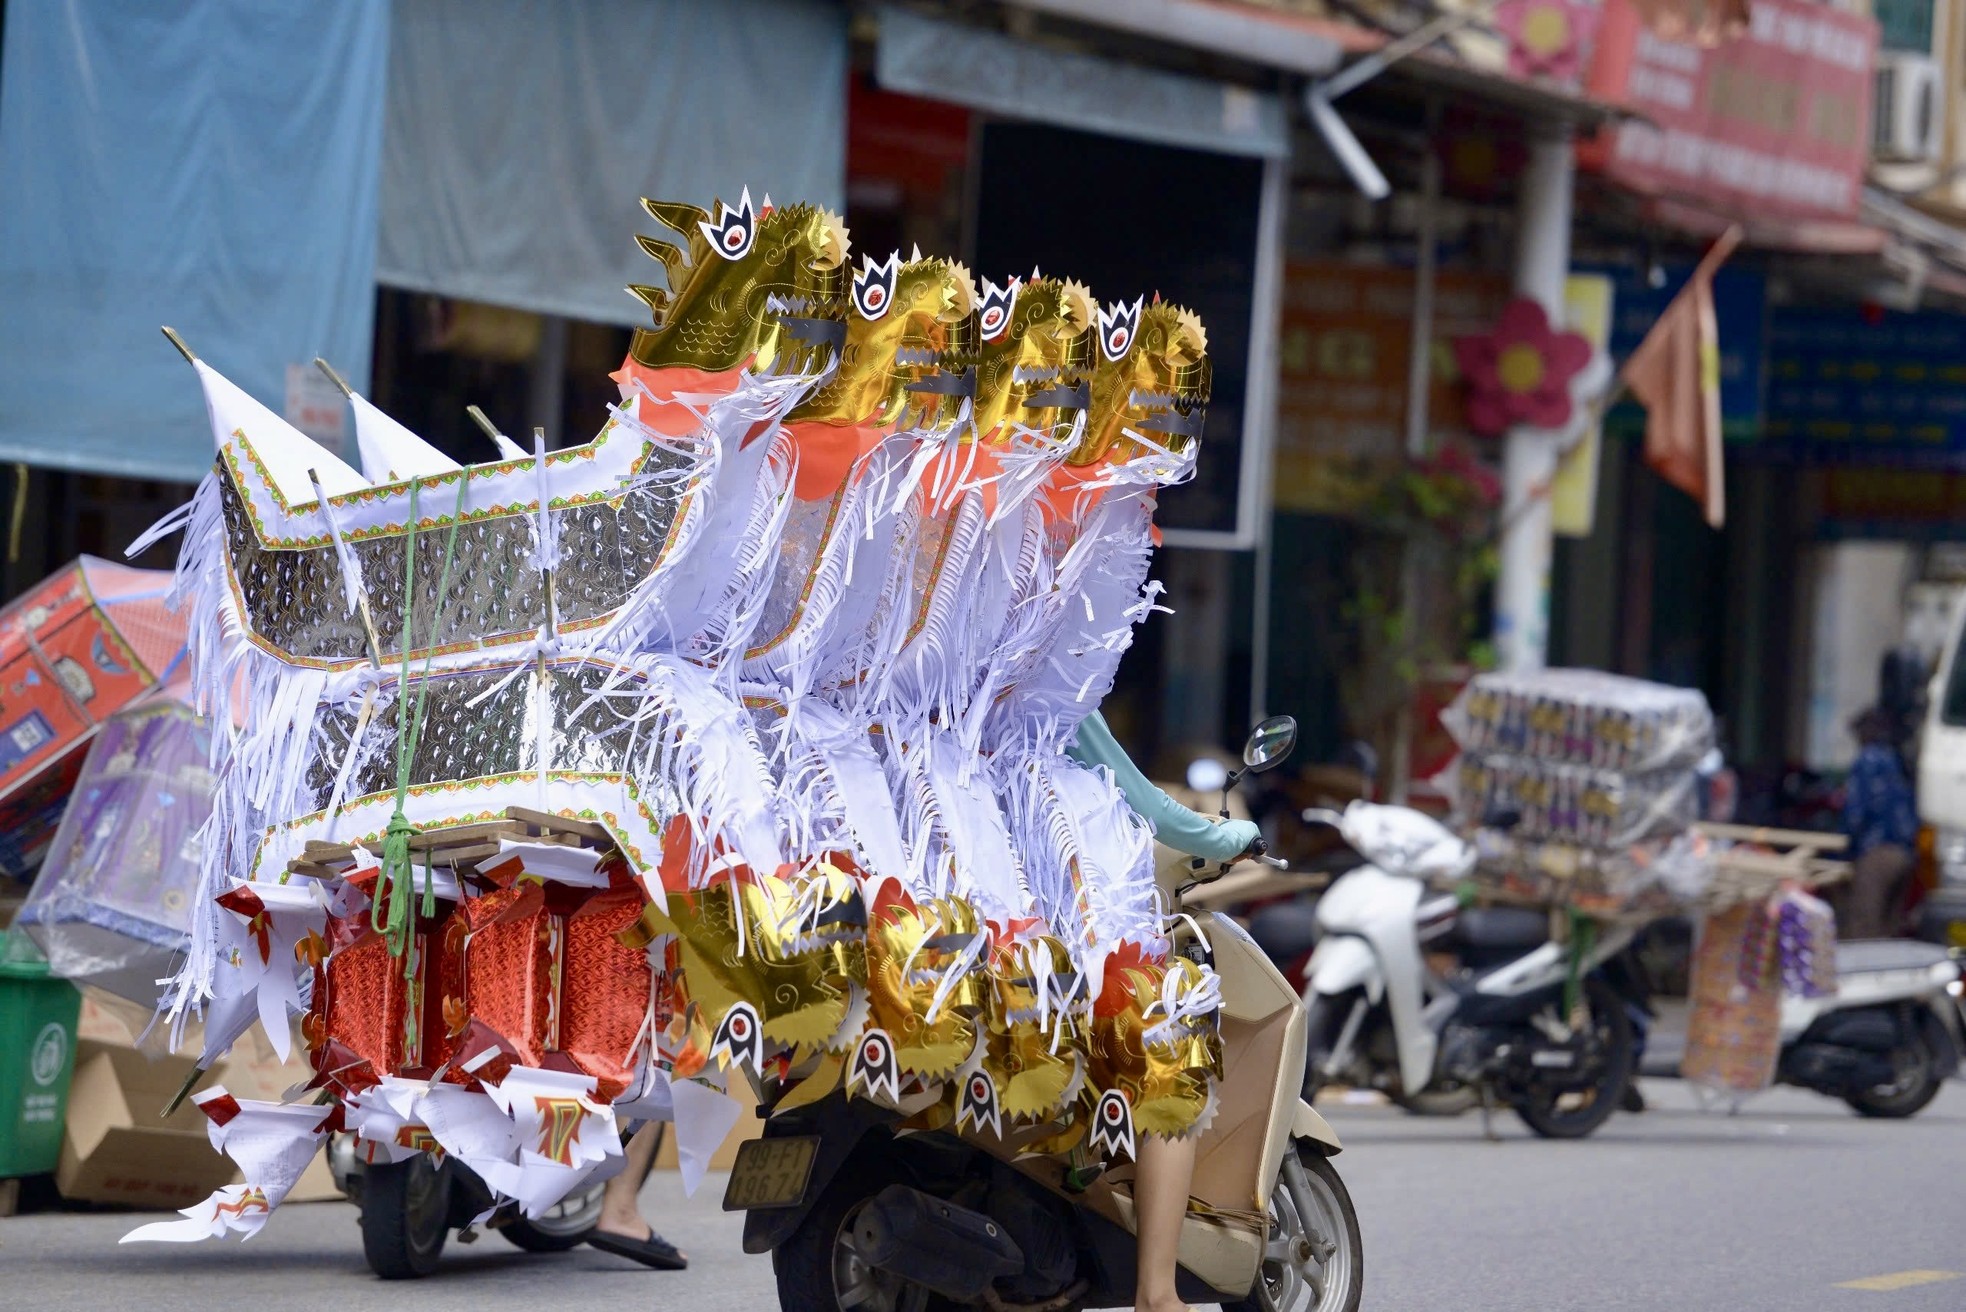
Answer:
0, 955, 82, 1177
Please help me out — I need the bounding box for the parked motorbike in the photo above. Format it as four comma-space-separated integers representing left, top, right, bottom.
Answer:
328, 1133, 605, 1279
1299, 803, 1644, 1139
1776, 939, 1964, 1117
731, 718, 1366, 1312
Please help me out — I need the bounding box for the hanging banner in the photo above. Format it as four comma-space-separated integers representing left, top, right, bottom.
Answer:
1582, 0, 1878, 223
1550, 274, 1616, 538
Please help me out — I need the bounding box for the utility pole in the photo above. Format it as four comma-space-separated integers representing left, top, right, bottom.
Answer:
1494, 130, 1575, 673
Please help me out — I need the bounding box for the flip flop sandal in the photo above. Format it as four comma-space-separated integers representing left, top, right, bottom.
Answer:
586, 1228, 689, 1270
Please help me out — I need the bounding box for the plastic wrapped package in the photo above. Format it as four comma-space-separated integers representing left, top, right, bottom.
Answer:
1447, 752, 1697, 850
16, 699, 211, 1005
1442, 668, 1714, 773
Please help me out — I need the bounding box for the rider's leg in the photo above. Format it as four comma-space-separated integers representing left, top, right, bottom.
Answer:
1133, 1131, 1197, 1312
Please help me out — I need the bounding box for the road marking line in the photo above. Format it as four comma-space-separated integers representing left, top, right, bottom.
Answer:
1834, 1270, 1965, 1292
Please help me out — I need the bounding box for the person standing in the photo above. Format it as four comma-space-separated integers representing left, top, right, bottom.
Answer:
1841, 707, 1919, 940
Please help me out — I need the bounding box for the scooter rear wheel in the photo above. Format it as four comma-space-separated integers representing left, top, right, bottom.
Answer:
773, 1154, 928, 1312
360, 1155, 452, 1279
1510, 978, 1634, 1140
1844, 1025, 1946, 1119
498, 1178, 606, 1251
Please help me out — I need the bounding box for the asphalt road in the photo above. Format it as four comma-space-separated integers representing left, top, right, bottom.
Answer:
4, 1078, 1962, 1311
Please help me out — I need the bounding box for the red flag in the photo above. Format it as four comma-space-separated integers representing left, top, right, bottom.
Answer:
1621, 226, 1740, 529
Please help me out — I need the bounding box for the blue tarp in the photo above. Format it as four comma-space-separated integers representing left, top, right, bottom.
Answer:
0, 0, 391, 483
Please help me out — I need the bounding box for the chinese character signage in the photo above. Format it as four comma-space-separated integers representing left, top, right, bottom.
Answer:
1274, 263, 1511, 515
1584, 0, 1878, 222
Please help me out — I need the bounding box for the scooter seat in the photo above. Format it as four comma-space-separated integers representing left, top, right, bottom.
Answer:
1448, 906, 1549, 950
1836, 938, 1954, 975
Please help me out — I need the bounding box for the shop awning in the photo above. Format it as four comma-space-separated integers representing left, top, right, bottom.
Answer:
376, 0, 848, 328
877, 8, 1293, 158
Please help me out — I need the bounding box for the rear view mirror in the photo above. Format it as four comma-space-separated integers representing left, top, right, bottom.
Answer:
1243, 716, 1298, 773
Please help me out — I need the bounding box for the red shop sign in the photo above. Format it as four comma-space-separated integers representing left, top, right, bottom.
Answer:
1581, 0, 1878, 223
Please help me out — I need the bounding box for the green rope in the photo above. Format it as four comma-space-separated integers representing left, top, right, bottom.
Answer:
369, 476, 469, 964
1563, 909, 1596, 1023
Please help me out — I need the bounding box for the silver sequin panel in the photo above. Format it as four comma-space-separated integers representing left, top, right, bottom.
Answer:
302, 663, 671, 809
219, 455, 690, 666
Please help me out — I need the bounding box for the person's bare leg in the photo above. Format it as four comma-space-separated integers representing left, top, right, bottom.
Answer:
1133, 1133, 1197, 1312
597, 1121, 677, 1251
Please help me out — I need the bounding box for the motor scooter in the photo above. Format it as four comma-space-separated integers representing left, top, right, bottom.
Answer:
731, 718, 1366, 1312
1775, 939, 1964, 1117
327, 1133, 606, 1279
1300, 803, 1645, 1139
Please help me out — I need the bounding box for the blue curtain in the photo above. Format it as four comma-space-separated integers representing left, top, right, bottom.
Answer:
0, 0, 390, 482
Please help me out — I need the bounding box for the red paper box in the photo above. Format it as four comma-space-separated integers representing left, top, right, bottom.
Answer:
0, 557, 186, 877
558, 886, 652, 1094
456, 883, 563, 1068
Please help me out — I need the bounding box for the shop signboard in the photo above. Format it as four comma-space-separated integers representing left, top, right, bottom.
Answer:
1763, 305, 1966, 469
1583, 0, 1878, 223
1273, 263, 1512, 516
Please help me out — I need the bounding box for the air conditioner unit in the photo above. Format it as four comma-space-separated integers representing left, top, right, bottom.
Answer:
1874, 52, 1943, 165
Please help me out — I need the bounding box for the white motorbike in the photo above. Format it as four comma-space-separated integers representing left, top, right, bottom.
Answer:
1300, 803, 1644, 1139
1775, 939, 1963, 1117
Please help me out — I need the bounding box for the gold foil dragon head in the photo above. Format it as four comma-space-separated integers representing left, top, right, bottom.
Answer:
1072, 298, 1211, 467
627, 189, 849, 376
970, 276, 1096, 444
1089, 950, 1221, 1140
863, 882, 989, 1080
789, 252, 979, 431
984, 932, 1085, 1123
630, 863, 867, 1058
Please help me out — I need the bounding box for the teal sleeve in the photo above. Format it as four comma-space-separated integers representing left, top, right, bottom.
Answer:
1065, 711, 1259, 861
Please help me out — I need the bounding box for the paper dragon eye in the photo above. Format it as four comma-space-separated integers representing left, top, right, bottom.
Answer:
978, 277, 1021, 343
853, 251, 901, 321
1098, 297, 1143, 362
698, 188, 758, 262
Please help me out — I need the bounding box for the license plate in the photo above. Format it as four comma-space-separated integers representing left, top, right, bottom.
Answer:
722, 1135, 820, 1211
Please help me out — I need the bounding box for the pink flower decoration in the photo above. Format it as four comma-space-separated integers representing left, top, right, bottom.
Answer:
1495, 0, 1600, 84
1453, 298, 1593, 437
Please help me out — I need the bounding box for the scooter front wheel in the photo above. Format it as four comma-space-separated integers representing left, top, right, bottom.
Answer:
1226, 1145, 1364, 1312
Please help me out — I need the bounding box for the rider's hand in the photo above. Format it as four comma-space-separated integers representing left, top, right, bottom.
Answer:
1217, 818, 1262, 858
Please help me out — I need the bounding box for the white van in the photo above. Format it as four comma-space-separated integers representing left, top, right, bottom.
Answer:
1915, 616, 1966, 945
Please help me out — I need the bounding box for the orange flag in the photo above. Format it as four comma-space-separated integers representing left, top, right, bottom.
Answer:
1621, 226, 1739, 530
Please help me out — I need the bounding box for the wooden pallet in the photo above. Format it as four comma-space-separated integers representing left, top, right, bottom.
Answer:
282, 807, 615, 881
1690, 822, 1849, 911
